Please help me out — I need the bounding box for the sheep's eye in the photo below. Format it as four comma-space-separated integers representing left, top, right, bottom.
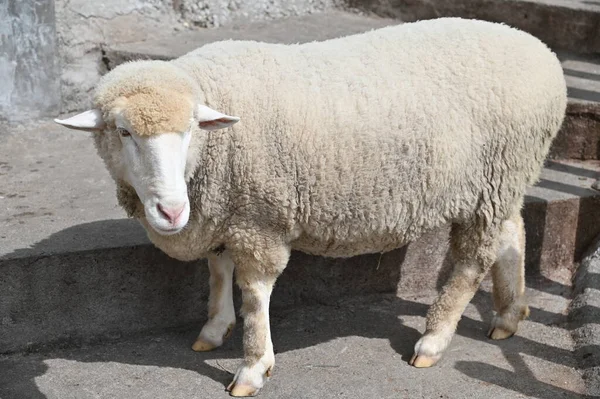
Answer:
117, 128, 131, 137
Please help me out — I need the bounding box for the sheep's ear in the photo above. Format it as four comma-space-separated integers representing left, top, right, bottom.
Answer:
54, 109, 105, 131
196, 104, 239, 131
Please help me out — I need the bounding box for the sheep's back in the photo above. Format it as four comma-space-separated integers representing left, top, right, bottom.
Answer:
176, 18, 566, 257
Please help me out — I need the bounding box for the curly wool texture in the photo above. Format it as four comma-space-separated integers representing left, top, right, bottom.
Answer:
92, 18, 567, 263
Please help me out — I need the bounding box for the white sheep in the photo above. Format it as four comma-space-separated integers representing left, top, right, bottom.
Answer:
55, 17, 567, 396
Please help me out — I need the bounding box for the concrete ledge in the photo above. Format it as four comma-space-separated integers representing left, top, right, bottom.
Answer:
525, 160, 600, 281
551, 101, 600, 160
0, 226, 405, 354
550, 53, 600, 160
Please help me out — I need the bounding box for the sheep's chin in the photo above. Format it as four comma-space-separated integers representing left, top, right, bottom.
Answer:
146, 216, 189, 236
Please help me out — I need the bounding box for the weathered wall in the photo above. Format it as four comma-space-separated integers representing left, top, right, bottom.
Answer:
55, 0, 180, 113
55, 0, 350, 114
177, 0, 347, 27
0, 0, 61, 122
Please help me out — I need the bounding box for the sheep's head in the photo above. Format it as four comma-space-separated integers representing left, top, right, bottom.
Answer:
54, 61, 239, 236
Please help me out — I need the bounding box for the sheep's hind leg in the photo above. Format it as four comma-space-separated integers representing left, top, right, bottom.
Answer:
192, 251, 236, 352
488, 214, 530, 340
227, 244, 290, 397
410, 221, 500, 368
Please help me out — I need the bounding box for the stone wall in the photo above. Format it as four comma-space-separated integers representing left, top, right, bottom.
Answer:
0, 0, 61, 122
177, 0, 347, 28
54, 0, 180, 114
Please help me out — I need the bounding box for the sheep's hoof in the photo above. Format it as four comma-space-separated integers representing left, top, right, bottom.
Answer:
487, 311, 523, 341
227, 363, 272, 397
192, 339, 216, 352
227, 382, 259, 397
487, 327, 515, 340
227, 369, 270, 397
409, 353, 440, 368
193, 322, 235, 352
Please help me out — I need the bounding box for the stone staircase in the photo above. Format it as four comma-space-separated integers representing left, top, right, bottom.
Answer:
1, 1, 599, 397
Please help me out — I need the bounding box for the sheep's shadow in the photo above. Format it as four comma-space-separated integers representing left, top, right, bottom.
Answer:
0, 218, 418, 398
0, 287, 587, 399
0, 295, 424, 396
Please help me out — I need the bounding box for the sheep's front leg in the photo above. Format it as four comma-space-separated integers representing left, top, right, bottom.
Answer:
227, 245, 289, 397
410, 222, 499, 368
192, 251, 236, 352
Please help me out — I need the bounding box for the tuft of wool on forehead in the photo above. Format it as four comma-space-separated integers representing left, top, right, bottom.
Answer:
114, 88, 194, 136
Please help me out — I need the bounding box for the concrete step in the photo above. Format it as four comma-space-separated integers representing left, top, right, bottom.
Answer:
0, 291, 587, 399
1, 116, 599, 354
550, 54, 600, 160
104, 11, 600, 161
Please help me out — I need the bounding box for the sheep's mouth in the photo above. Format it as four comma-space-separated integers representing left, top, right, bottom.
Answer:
152, 225, 185, 236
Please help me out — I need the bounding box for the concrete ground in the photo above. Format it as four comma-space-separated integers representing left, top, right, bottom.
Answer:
0, 285, 586, 399
571, 238, 600, 396
0, 120, 136, 258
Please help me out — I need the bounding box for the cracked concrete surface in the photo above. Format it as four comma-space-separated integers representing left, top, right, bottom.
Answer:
54, 0, 180, 113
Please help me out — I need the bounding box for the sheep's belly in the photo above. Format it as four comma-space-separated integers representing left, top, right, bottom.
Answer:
290, 229, 422, 258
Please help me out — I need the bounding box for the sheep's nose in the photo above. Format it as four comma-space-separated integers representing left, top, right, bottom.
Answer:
157, 203, 185, 224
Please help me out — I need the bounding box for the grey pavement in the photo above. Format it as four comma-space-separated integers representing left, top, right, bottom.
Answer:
0, 287, 586, 399
0, 120, 143, 259
572, 237, 600, 396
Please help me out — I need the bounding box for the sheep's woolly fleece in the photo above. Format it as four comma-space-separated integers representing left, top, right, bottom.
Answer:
91, 18, 567, 263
